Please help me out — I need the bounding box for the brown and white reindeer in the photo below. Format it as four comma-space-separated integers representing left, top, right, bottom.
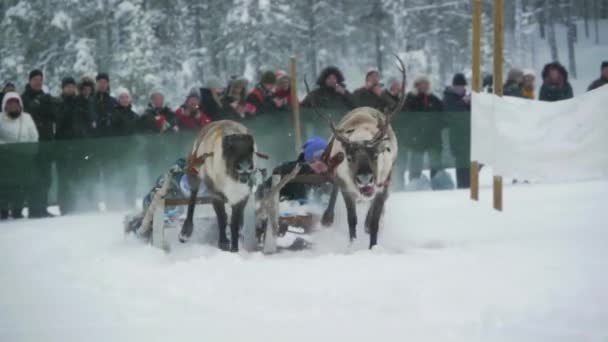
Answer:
179, 120, 259, 252
307, 55, 406, 249
179, 120, 301, 252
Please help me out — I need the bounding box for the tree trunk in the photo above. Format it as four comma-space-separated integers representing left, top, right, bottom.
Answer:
545, 0, 559, 61
594, 0, 600, 44
306, 0, 318, 78
375, 30, 383, 74
566, 0, 577, 78
584, 0, 590, 38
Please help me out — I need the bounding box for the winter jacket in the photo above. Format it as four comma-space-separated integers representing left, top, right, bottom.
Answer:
588, 77, 608, 91
522, 86, 535, 100
442, 87, 471, 166
404, 91, 444, 151
139, 104, 178, 134
0, 92, 39, 144
94, 91, 118, 137
21, 84, 54, 141
539, 62, 574, 102
54, 94, 95, 140
175, 106, 212, 131
245, 84, 280, 115
352, 87, 396, 111
503, 81, 525, 98
273, 88, 293, 111
539, 82, 574, 102
300, 86, 355, 112
109, 104, 138, 137
199, 88, 224, 121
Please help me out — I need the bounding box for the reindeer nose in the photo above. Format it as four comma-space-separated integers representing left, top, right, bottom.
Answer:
238, 160, 253, 173
356, 173, 374, 185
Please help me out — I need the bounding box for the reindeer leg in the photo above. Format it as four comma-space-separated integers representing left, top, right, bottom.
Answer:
230, 196, 249, 252
179, 188, 199, 243
321, 184, 338, 227
367, 190, 389, 249
342, 190, 357, 242
212, 199, 229, 251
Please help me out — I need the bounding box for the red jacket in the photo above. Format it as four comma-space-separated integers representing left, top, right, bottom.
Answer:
274, 88, 293, 108
175, 107, 212, 131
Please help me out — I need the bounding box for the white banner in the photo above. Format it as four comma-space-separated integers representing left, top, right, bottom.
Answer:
471, 86, 608, 181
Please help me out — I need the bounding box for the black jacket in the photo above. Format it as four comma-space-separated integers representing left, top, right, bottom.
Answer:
199, 88, 224, 121
139, 104, 177, 134
262, 154, 331, 201
300, 86, 355, 112
109, 105, 138, 137
442, 87, 471, 164
21, 85, 55, 141
588, 77, 608, 91
352, 87, 395, 111
54, 94, 94, 140
404, 92, 444, 151
94, 91, 118, 137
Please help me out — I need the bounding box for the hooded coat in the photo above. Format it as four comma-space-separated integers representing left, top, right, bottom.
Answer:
21, 84, 54, 141
539, 62, 574, 102
300, 66, 355, 112
0, 92, 39, 144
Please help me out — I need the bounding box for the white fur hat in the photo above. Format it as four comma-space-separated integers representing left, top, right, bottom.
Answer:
115, 87, 131, 99
522, 68, 536, 77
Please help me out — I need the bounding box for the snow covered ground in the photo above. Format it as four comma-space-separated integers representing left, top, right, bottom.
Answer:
1, 180, 607, 342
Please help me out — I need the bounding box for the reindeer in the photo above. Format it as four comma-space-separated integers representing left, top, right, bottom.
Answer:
306, 55, 406, 249
179, 120, 262, 252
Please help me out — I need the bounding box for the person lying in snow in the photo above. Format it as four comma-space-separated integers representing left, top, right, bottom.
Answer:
255, 136, 338, 238
124, 158, 205, 238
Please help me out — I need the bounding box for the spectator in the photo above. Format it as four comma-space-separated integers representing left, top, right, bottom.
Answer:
94, 72, 118, 137
175, 94, 212, 131
587, 61, 608, 91
55, 77, 94, 140
443, 73, 471, 189
273, 70, 292, 111
21, 69, 55, 218
222, 77, 249, 119
198, 77, 225, 121
352, 69, 395, 111
521, 69, 536, 99
106, 88, 138, 210
110, 88, 138, 136
0, 81, 16, 105
503, 68, 525, 98
301, 66, 355, 111
382, 77, 405, 108
404, 75, 445, 189
0, 92, 38, 219
482, 73, 494, 93
244, 71, 278, 116
539, 62, 573, 102
54, 77, 96, 215
139, 92, 178, 134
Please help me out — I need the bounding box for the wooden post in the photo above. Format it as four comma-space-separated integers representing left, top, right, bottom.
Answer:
493, 175, 503, 211
289, 56, 303, 153
470, 161, 480, 201
470, 0, 482, 201
493, 0, 504, 211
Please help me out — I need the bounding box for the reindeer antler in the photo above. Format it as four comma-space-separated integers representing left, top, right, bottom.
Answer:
303, 77, 351, 146
370, 54, 407, 145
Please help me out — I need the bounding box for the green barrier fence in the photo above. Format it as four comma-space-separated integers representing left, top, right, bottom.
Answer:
0, 109, 470, 211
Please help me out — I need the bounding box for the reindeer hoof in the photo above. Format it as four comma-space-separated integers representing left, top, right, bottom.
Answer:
178, 233, 189, 243
218, 240, 230, 251
321, 211, 334, 227
180, 221, 194, 243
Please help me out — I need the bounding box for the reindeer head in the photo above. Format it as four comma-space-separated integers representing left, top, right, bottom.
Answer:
222, 134, 255, 184
340, 136, 390, 197
305, 55, 406, 198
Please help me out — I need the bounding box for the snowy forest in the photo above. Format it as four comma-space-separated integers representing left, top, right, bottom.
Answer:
1, 0, 607, 106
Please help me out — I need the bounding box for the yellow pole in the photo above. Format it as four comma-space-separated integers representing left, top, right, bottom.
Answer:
470, 0, 482, 201
493, 0, 504, 211
289, 56, 303, 153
